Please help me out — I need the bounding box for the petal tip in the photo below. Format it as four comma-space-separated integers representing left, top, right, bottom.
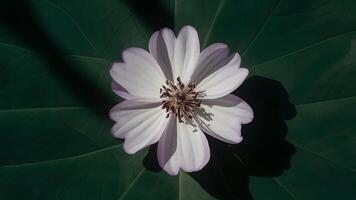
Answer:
161, 163, 180, 176
241, 101, 254, 124
179, 25, 199, 37
160, 27, 174, 34
241, 67, 249, 74
167, 169, 180, 176
123, 143, 138, 155
108, 111, 115, 121
238, 67, 249, 81
108, 105, 119, 121
234, 136, 243, 144
122, 47, 149, 62
244, 112, 254, 124
211, 42, 228, 49
109, 62, 121, 78
181, 25, 197, 31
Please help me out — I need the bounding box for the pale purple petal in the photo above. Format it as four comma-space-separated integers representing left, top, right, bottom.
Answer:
110, 100, 169, 154
196, 94, 253, 144
195, 53, 248, 99
190, 43, 232, 84
157, 117, 179, 175
111, 81, 160, 102
149, 28, 175, 81
110, 48, 166, 101
174, 26, 200, 83
109, 25, 254, 176
157, 118, 210, 175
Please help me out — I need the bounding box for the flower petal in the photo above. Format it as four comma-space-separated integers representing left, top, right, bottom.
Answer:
195, 94, 253, 144
157, 118, 179, 175
110, 48, 166, 101
110, 100, 169, 154
157, 118, 210, 175
111, 81, 160, 102
195, 53, 248, 99
149, 28, 175, 81
190, 43, 232, 84
174, 26, 200, 83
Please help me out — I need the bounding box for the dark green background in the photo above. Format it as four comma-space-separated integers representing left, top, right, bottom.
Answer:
0, 0, 355, 199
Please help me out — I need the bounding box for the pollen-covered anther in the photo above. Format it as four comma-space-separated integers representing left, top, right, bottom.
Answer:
160, 77, 201, 123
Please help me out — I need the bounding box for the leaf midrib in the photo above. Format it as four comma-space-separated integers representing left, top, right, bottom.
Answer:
0, 41, 111, 64
43, 0, 100, 55
241, 0, 283, 57
0, 144, 122, 169
294, 144, 356, 174
202, 0, 225, 48
272, 178, 297, 200
118, 168, 146, 200
248, 29, 356, 69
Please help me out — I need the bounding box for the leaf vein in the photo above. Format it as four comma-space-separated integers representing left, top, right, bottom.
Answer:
272, 178, 298, 200
294, 144, 356, 174
0, 41, 111, 63
0, 144, 122, 169
178, 172, 182, 200
249, 30, 356, 69
44, 0, 100, 55
202, 0, 225, 47
118, 168, 146, 200
295, 96, 356, 107
241, 0, 282, 57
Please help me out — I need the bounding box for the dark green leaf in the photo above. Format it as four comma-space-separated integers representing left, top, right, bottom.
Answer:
0, 0, 355, 199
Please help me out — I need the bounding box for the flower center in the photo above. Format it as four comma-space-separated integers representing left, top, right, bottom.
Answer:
160, 77, 201, 123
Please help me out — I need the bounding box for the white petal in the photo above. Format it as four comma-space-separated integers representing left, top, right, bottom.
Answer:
196, 53, 248, 99
110, 48, 166, 101
157, 118, 210, 175
157, 118, 180, 175
111, 81, 130, 98
110, 100, 169, 154
111, 81, 141, 101
195, 94, 253, 144
174, 26, 200, 83
149, 28, 175, 81
190, 43, 232, 84
111, 81, 160, 102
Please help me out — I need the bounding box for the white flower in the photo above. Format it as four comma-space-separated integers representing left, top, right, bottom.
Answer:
109, 25, 253, 176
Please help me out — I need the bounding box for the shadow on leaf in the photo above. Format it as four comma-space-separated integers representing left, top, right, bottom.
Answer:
121, 0, 174, 31
144, 76, 297, 199
0, 0, 116, 116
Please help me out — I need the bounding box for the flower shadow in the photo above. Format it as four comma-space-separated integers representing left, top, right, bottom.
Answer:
191, 76, 297, 199
144, 76, 297, 199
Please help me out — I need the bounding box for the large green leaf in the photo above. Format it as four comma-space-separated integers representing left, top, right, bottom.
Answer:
0, 0, 355, 199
